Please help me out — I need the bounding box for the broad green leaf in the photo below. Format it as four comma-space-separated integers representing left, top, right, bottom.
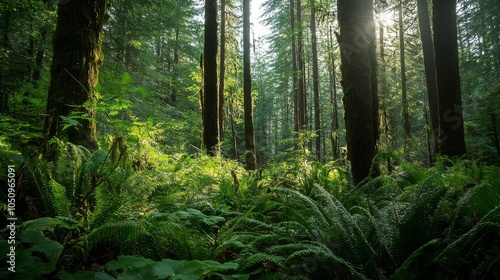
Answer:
20, 229, 63, 258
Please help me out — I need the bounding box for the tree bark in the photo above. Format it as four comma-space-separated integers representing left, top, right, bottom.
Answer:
229, 89, 238, 159
290, 0, 299, 137
329, 23, 339, 160
203, 0, 219, 156
172, 27, 179, 103
337, 0, 378, 183
219, 0, 226, 143
296, 0, 307, 134
379, 14, 393, 172
399, 1, 411, 150
417, 0, 438, 162
243, 0, 256, 170
43, 0, 106, 151
433, 0, 466, 156
310, 0, 321, 160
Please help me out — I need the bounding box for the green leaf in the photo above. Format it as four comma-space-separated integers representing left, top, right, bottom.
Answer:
172, 260, 206, 280
151, 261, 176, 278
20, 229, 63, 259
94, 272, 117, 280
22, 217, 77, 231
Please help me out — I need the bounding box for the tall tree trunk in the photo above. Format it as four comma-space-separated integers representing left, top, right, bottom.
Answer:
290, 0, 299, 138
379, 14, 393, 173
296, 0, 307, 134
243, 0, 256, 170
43, 0, 106, 151
310, 0, 321, 160
337, 0, 378, 184
229, 89, 238, 159
432, 0, 466, 156
329, 23, 339, 160
203, 0, 219, 156
417, 0, 438, 162
283, 71, 290, 139
172, 27, 179, 103
369, 0, 379, 176
219, 0, 226, 143
399, 1, 411, 150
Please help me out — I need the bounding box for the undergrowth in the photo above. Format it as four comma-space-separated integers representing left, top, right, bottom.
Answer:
1, 144, 499, 279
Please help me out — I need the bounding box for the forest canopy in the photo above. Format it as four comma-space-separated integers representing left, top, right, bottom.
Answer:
0, 0, 499, 279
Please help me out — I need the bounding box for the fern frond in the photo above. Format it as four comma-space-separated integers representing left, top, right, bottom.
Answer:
239, 253, 285, 272
85, 219, 150, 249
433, 221, 500, 279
49, 176, 72, 216
450, 183, 500, 234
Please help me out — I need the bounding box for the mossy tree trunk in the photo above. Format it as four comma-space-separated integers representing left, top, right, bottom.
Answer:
43, 0, 107, 151
337, 0, 379, 184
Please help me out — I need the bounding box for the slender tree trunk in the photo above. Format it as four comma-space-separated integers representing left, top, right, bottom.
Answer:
310, 0, 321, 160
399, 1, 411, 150
290, 0, 299, 141
432, 0, 466, 156
296, 0, 307, 134
44, 0, 106, 151
424, 103, 433, 166
243, 0, 256, 170
219, 0, 226, 143
337, 0, 379, 183
203, 0, 219, 156
379, 15, 393, 173
417, 0, 438, 162
172, 27, 179, 103
229, 90, 238, 159
329, 23, 339, 160
369, 1, 379, 176
283, 70, 290, 139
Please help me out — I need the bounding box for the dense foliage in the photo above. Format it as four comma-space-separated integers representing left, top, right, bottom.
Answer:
1, 0, 499, 279
1, 145, 499, 279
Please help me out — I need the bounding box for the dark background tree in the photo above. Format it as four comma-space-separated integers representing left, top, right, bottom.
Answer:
337, 0, 379, 183
243, 0, 256, 170
433, 0, 466, 156
417, 0, 439, 162
203, 0, 219, 156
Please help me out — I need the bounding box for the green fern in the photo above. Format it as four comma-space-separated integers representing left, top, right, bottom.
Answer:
239, 252, 285, 272
433, 208, 500, 279
85, 219, 151, 250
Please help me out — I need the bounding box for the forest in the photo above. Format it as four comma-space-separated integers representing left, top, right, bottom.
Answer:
0, 0, 499, 279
